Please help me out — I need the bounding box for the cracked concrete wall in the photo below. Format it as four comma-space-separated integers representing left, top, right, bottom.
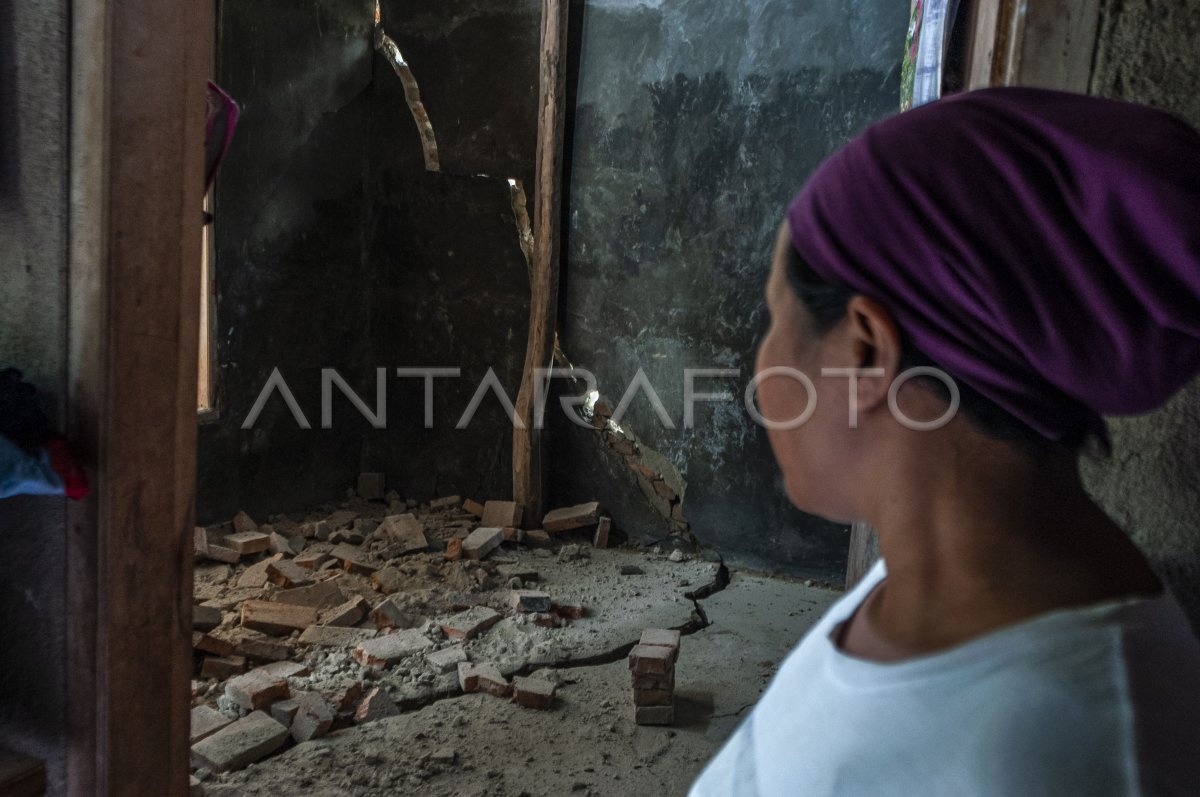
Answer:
0, 0, 69, 791
363, 0, 538, 502
552, 0, 907, 579
1084, 0, 1200, 629
197, 0, 378, 523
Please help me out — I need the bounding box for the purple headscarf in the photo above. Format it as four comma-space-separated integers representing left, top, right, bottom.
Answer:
787, 87, 1200, 441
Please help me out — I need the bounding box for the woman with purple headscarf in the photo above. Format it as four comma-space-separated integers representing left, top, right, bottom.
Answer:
691, 88, 1200, 796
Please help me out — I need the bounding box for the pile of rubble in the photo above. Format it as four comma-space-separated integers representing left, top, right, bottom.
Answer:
189, 482, 608, 778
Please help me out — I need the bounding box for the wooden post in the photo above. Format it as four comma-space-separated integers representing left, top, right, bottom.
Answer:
965, 0, 1100, 92
66, 0, 208, 792
514, 0, 570, 528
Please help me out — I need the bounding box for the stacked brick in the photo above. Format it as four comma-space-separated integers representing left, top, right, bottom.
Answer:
629, 628, 680, 726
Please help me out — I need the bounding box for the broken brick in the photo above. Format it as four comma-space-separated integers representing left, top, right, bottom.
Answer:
444, 538, 463, 561
354, 687, 399, 723
523, 529, 552, 547
593, 516, 612, 549
330, 543, 379, 576
457, 662, 510, 697
269, 699, 299, 727
508, 590, 552, 613
298, 625, 377, 647
266, 559, 314, 589
190, 705, 234, 744
231, 632, 293, 663
542, 501, 600, 533
429, 495, 462, 511
639, 628, 682, 651
629, 461, 657, 479
201, 655, 246, 680
232, 512, 259, 535
325, 510, 358, 530
319, 595, 370, 627
463, 499, 485, 517
322, 682, 363, 712
240, 600, 318, 636
236, 554, 284, 589
225, 531, 271, 556
202, 537, 241, 565
533, 613, 564, 629
652, 479, 677, 501
293, 549, 331, 570
550, 602, 586, 620
371, 597, 419, 630
267, 531, 295, 557
461, 527, 504, 561
502, 526, 522, 542
371, 566, 404, 595
439, 606, 502, 641
357, 472, 386, 501
190, 711, 288, 773
480, 500, 523, 529
193, 603, 222, 632
272, 578, 344, 610
628, 644, 675, 675
256, 661, 309, 680
425, 644, 468, 673
224, 669, 289, 711
633, 686, 674, 707
512, 676, 556, 710
290, 692, 335, 742
353, 629, 434, 669
193, 632, 235, 658
631, 670, 675, 691
377, 514, 428, 554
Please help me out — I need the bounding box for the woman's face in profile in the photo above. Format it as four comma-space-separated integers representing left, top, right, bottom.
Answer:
754, 222, 863, 522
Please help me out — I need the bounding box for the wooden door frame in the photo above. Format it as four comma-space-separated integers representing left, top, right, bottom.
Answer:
66, 0, 210, 793
846, 0, 1104, 590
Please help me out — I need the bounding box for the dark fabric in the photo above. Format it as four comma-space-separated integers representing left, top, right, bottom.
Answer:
787, 87, 1200, 441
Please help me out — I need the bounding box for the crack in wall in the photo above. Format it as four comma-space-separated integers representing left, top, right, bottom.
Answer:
374, 3, 441, 172
507, 178, 535, 284
553, 345, 700, 550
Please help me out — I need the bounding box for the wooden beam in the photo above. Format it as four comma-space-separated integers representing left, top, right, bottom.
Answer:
66, 0, 208, 792
514, 0, 570, 528
965, 0, 1101, 92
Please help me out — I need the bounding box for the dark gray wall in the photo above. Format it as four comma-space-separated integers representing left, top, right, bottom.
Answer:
553, 0, 906, 579
0, 0, 69, 792
199, 0, 540, 520
198, 0, 377, 522
1083, 0, 1200, 628
361, 0, 538, 504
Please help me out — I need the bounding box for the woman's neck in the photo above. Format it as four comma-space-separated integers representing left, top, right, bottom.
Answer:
846, 434, 1161, 659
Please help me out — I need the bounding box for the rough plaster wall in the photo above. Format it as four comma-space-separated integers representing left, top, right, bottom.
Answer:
0, 0, 69, 791
363, 0, 538, 503
1085, 0, 1200, 628
554, 0, 906, 579
197, 0, 377, 524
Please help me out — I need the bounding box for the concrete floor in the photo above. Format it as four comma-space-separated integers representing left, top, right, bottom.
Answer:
199, 556, 839, 797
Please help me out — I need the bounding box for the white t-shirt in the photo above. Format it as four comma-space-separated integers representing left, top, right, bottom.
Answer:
690, 559, 1200, 796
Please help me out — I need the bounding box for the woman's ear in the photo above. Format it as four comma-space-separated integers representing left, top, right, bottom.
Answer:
844, 295, 901, 409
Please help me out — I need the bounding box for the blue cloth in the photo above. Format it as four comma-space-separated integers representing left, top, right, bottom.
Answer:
0, 434, 64, 499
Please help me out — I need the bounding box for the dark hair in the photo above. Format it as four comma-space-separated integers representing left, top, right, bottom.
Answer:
783, 245, 1110, 458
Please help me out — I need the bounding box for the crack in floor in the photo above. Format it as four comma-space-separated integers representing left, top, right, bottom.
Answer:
392, 562, 732, 715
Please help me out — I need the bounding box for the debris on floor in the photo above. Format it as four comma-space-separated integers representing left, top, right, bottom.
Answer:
188, 485, 734, 786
